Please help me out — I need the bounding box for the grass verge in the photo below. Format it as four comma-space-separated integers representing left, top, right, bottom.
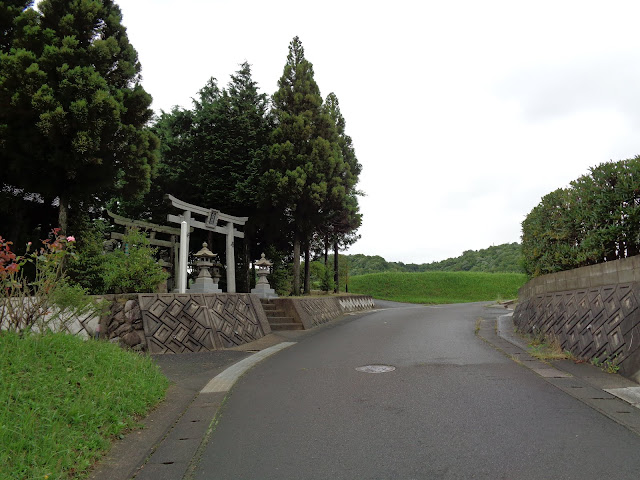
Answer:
348, 271, 527, 304
0, 332, 168, 480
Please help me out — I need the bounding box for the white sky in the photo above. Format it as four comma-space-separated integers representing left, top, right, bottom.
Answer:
115, 0, 640, 264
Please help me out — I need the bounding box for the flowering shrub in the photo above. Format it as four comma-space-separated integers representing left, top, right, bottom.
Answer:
0, 229, 100, 333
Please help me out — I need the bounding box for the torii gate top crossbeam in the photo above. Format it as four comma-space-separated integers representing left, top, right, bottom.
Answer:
165, 194, 247, 237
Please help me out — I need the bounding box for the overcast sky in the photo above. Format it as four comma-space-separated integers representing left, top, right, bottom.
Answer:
115, 0, 640, 264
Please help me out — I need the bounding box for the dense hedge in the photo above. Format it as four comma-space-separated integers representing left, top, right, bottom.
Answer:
522, 156, 640, 277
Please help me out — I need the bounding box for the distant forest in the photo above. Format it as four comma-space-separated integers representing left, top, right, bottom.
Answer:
343, 243, 524, 276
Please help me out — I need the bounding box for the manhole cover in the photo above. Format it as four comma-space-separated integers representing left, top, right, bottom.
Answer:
355, 365, 396, 373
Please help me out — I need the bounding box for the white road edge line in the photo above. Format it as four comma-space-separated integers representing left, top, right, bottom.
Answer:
200, 342, 297, 394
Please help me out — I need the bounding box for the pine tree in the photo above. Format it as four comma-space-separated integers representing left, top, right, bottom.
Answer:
0, 0, 158, 233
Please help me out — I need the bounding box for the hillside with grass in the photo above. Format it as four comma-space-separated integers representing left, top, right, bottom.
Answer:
348, 271, 527, 304
0, 333, 168, 480
341, 243, 524, 276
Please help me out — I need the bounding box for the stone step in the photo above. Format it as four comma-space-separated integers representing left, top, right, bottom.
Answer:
266, 316, 295, 323
264, 309, 287, 318
261, 304, 277, 311
269, 322, 304, 331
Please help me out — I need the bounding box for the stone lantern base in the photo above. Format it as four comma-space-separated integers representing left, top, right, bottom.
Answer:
188, 276, 222, 293
250, 283, 278, 299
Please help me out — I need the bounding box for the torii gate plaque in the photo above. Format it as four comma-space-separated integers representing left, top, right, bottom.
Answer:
165, 194, 248, 293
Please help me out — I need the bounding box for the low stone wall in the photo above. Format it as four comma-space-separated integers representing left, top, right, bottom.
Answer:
514, 255, 640, 382
138, 293, 271, 354
28, 293, 375, 353
271, 295, 375, 329
102, 294, 146, 349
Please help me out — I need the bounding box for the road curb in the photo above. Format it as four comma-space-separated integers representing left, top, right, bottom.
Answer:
201, 342, 297, 393
478, 313, 640, 436
133, 342, 296, 480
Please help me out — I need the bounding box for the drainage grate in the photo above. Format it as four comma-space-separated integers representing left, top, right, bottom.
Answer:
356, 365, 396, 373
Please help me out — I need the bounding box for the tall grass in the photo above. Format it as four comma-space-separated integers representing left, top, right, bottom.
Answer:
348, 271, 527, 304
0, 332, 168, 480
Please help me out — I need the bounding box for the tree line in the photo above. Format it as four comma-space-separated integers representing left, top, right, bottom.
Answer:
521, 156, 640, 277
339, 243, 524, 277
1, 1, 361, 295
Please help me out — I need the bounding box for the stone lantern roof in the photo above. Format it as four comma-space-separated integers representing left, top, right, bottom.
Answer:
194, 242, 216, 259
255, 253, 273, 268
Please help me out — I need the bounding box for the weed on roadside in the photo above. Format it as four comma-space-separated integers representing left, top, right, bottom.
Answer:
591, 354, 620, 374
520, 330, 570, 361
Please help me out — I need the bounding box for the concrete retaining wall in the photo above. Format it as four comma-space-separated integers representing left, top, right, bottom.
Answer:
16, 293, 375, 354
271, 295, 375, 330
138, 293, 271, 354
514, 255, 640, 382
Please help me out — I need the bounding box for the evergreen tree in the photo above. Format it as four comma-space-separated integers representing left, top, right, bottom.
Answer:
132, 64, 272, 291
322, 93, 362, 291
0, 0, 158, 233
265, 36, 344, 295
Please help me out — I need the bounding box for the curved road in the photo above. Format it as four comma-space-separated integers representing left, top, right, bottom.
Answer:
193, 301, 640, 479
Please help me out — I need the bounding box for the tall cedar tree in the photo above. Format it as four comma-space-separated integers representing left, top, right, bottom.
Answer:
267, 36, 348, 295
322, 92, 362, 290
0, 0, 158, 233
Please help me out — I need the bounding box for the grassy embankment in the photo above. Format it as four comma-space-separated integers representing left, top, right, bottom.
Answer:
0, 332, 168, 480
348, 271, 528, 304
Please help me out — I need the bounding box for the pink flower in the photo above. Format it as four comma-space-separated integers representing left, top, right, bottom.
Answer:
66, 236, 76, 242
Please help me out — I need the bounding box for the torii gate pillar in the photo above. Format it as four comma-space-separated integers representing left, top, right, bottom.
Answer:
166, 194, 248, 294
226, 221, 236, 293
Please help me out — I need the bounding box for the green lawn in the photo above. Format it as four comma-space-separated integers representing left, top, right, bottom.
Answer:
0, 332, 168, 480
348, 271, 528, 304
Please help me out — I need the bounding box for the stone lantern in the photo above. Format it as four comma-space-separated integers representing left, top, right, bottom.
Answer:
250, 253, 278, 298
188, 242, 222, 293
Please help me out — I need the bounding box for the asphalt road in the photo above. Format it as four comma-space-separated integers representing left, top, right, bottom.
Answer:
193, 301, 640, 480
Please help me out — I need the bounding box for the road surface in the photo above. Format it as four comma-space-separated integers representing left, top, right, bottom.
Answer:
193, 301, 640, 479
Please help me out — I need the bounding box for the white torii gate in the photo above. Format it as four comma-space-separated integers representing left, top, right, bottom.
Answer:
165, 194, 248, 293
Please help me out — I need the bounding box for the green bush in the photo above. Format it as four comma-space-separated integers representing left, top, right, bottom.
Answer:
522, 156, 640, 277
308, 260, 335, 292
101, 228, 168, 294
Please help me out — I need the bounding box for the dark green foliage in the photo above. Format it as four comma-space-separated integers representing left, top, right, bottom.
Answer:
521, 156, 640, 277
334, 243, 524, 277
66, 217, 109, 293
416, 243, 524, 274
343, 254, 405, 276
151, 64, 271, 218
0, 0, 159, 232
264, 37, 361, 294
264, 246, 293, 296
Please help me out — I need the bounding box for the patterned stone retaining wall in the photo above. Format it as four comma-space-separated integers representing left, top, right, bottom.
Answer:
138, 294, 271, 354
57, 293, 375, 353
271, 295, 375, 329
513, 256, 640, 382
